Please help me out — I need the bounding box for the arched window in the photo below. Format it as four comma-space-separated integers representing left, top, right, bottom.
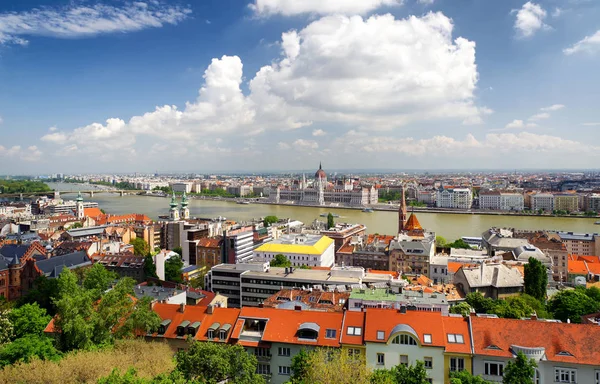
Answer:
534, 369, 541, 384
392, 334, 417, 345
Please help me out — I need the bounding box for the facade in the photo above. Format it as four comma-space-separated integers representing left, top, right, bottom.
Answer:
584, 193, 600, 212
554, 193, 579, 212
196, 237, 223, 269
97, 253, 145, 282
417, 190, 436, 206
348, 288, 450, 316
223, 225, 255, 264
320, 223, 366, 252
262, 289, 350, 312
453, 264, 524, 300
389, 230, 436, 276
336, 234, 395, 271
436, 188, 473, 209
253, 234, 335, 268
514, 231, 569, 282
429, 255, 451, 284
270, 163, 378, 207
0, 242, 47, 300
171, 182, 193, 193
557, 232, 600, 256
531, 193, 554, 212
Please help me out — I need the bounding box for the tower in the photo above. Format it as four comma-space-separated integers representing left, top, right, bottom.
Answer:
76, 191, 84, 220
169, 192, 180, 221
317, 177, 325, 206
180, 191, 190, 220
398, 184, 407, 233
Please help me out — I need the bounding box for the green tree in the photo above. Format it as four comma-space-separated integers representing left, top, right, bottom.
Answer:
83, 263, 117, 298
327, 213, 335, 229
175, 341, 265, 384
503, 352, 537, 384
143, 255, 158, 279
70, 222, 83, 229
548, 289, 600, 323
490, 297, 533, 319
270, 254, 292, 268
465, 292, 495, 314
8, 303, 51, 339
130, 238, 150, 257
290, 348, 370, 384
447, 239, 472, 249
263, 215, 279, 227
372, 361, 429, 384
585, 286, 600, 302
0, 334, 61, 367
450, 302, 472, 317
290, 348, 311, 384
165, 257, 184, 283
435, 236, 447, 247
172, 247, 183, 257
17, 276, 60, 316
524, 257, 547, 302
450, 370, 493, 384
0, 310, 13, 345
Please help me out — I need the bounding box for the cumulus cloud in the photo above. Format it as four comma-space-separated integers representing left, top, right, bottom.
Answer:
249, 0, 401, 16
418, 0, 435, 4
277, 142, 291, 150
312, 129, 326, 136
514, 2, 548, 38
0, 145, 42, 161
564, 30, 600, 55
540, 104, 565, 111
292, 139, 319, 150
528, 112, 550, 121
504, 120, 537, 129
0, 2, 191, 46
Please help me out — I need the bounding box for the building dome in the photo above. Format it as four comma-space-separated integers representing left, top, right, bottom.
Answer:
315, 162, 327, 180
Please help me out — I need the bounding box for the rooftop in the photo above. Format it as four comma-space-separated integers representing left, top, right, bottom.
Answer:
254, 234, 333, 255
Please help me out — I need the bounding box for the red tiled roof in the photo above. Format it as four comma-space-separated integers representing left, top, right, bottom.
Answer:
84, 207, 103, 218
471, 316, 600, 365
574, 255, 600, 264
196, 307, 241, 343
365, 309, 446, 348
568, 260, 588, 275
448, 262, 477, 274
441, 316, 471, 354
198, 238, 221, 248
340, 311, 365, 346
586, 262, 600, 275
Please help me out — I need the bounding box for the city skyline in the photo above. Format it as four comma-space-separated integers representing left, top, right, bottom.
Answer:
1, 0, 600, 173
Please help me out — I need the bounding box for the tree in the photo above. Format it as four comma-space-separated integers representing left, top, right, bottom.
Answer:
8, 303, 51, 339
0, 334, 61, 367
435, 236, 447, 247
144, 255, 158, 279
524, 257, 547, 302
446, 239, 472, 249
450, 302, 472, 317
270, 254, 291, 268
130, 238, 150, 257
0, 310, 13, 346
290, 348, 311, 384
450, 370, 493, 384
547, 289, 600, 323
70, 222, 83, 229
165, 257, 184, 283
291, 348, 371, 384
465, 292, 495, 314
503, 352, 537, 384
263, 215, 278, 227
327, 213, 335, 229
584, 286, 600, 302
175, 341, 265, 384
83, 263, 117, 298
372, 361, 429, 384
172, 247, 183, 257
17, 276, 59, 316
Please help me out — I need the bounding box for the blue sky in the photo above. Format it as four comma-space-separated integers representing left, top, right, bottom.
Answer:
0, 0, 599, 174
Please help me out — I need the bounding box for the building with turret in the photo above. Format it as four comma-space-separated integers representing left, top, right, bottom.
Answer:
180, 192, 190, 220
76, 191, 84, 220
169, 192, 180, 221
270, 163, 378, 206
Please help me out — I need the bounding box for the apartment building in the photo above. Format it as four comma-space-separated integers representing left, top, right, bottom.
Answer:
436, 188, 473, 209
557, 232, 600, 256
531, 193, 554, 212
253, 234, 335, 268
554, 193, 579, 212
584, 193, 600, 212
320, 223, 366, 252
389, 231, 436, 276
336, 234, 395, 271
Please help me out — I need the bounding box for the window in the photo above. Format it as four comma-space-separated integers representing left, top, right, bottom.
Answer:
377, 353, 385, 365
257, 364, 270, 375
450, 357, 465, 372
447, 333, 464, 343
423, 334, 432, 344
392, 334, 417, 345
255, 348, 271, 357
534, 369, 541, 384
219, 330, 227, 340
596, 370, 600, 384
424, 357, 432, 369
207, 330, 214, 339
348, 348, 361, 357
555, 368, 576, 383
399, 355, 408, 366
278, 366, 291, 375
377, 331, 385, 340
325, 329, 336, 339
278, 347, 291, 357
347, 326, 362, 336
485, 362, 504, 376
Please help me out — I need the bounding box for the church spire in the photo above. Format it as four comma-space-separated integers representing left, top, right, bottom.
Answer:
398, 184, 408, 233
319, 161, 322, 170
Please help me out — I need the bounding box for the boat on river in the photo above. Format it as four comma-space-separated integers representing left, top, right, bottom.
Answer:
320, 212, 340, 218
595, 221, 600, 225
362, 208, 374, 213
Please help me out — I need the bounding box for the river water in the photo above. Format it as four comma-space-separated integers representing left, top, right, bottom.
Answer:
47, 183, 599, 240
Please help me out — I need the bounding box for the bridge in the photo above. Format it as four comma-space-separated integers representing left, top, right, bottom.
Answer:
0, 190, 143, 199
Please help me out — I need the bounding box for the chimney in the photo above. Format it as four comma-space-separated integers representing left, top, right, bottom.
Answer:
530, 312, 538, 321
480, 261, 484, 282
285, 267, 289, 274
207, 304, 214, 314
179, 303, 185, 313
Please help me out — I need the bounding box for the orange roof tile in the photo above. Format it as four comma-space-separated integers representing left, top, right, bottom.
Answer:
447, 262, 477, 274
404, 213, 422, 231
575, 255, 600, 264
471, 316, 600, 365
84, 207, 104, 218
586, 262, 600, 275
340, 311, 366, 346
441, 316, 471, 354
568, 260, 588, 275
196, 307, 241, 343
365, 309, 446, 348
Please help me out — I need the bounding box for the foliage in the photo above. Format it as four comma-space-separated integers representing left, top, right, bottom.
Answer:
0, 339, 175, 384
143, 255, 158, 279
378, 190, 401, 202
175, 341, 265, 384
435, 236, 447, 247
83, 263, 117, 299
327, 212, 335, 229
0, 334, 61, 367
465, 292, 495, 314
199, 188, 234, 198
97, 368, 192, 384
70, 222, 84, 229
449, 370, 493, 384
270, 254, 292, 268
446, 239, 472, 249
17, 276, 60, 316
450, 302, 472, 317
291, 348, 370, 384
524, 257, 547, 302
0, 180, 51, 194
152, 186, 173, 194
408, 201, 426, 207
165, 256, 184, 283
172, 247, 183, 257
584, 286, 600, 302
503, 352, 537, 384
263, 215, 279, 227
8, 303, 51, 339
465, 293, 544, 319
0, 310, 13, 345
371, 361, 429, 384
547, 289, 600, 323
130, 238, 150, 257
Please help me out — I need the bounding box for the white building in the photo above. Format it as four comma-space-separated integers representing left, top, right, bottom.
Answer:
253, 234, 335, 268
480, 191, 524, 212
171, 182, 193, 193
531, 193, 554, 212
429, 255, 451, 284
436, 188, 473, 209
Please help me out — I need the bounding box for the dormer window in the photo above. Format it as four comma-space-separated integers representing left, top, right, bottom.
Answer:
423, 334, 432, 344
208, 322, 220, 339
219, 324, 232, 340
486, 344, 502, 350
158, 319, 171, 335
557, 351, 573, 357
298, 322, 320, 340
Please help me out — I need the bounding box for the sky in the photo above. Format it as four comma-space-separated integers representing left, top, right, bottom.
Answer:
0, 0, 599, 174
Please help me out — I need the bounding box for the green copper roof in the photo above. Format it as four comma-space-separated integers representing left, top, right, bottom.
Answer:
76, 191, 83, 202
181, 191, 189, 207
170, 192, 178, 208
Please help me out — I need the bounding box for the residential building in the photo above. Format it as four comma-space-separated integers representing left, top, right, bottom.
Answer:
429, 255, 451, 284
222, 225, 255, 264
531, 193, 554, 212
0, 242, 47, 300
196, 237, 223, 269
336, 234, 395, 271
227, 185, 253, 197
513, 231, 569, 282
557, 231, 600, 256
348, 288, 450, 316
134, 285, 187, 305
262, 289, 350, 312
481, 228, 531, 256
389, 228, 436, 276
584, 193, 600, 212
320, 223, 366, 252
554, 193, 579, 212
171, 182, 193, 193
436, 187, 473, 209
453, 263, 524, 300
0, 258, 8, 299
96, 253, 145, 282
35, 251, 92, 278
417, 190, 436, 206
253, 234, 335, 268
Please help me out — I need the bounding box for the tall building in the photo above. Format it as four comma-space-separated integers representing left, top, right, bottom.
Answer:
553, 193, 579, 212
531, 193, 554, 212
76, 191, 84, 220
180, 192, 190, 220
169, 192, 180, 221
398, 185, 407, 233
253, 234, 335, 268
436, 187, 473, 209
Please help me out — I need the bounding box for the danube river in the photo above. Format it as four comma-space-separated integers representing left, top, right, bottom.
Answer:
47, 183, 599, 240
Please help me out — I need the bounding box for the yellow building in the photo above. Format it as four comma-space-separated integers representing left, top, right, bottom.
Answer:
553, 193, 579, 212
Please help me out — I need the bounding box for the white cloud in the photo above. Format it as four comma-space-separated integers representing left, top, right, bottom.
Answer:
0, 2, 191, 46
528, 112, 550, 121
249, 0, 402, 17
418, 0, 435, 5
312, 129, 326, 136
0, 145, 42, 161
540, 104, 565, 111
583, 122, 600, 126
564, 30, 600, 55
277, 142, 291, 150
551, 7, 563, 18
293, 139, 319, 150
505, 119, 538, 129
514, 2, 548, 38
41, 131, 68, 143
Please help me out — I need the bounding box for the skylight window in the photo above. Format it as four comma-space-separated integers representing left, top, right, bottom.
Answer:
447, 334, 464, 344
423, 334, 432, 344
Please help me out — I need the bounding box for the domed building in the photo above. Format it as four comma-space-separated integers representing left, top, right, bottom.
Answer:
315, 162, 327, 183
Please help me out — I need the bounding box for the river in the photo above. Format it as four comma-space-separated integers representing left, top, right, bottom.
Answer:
47, 183, 599, 240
